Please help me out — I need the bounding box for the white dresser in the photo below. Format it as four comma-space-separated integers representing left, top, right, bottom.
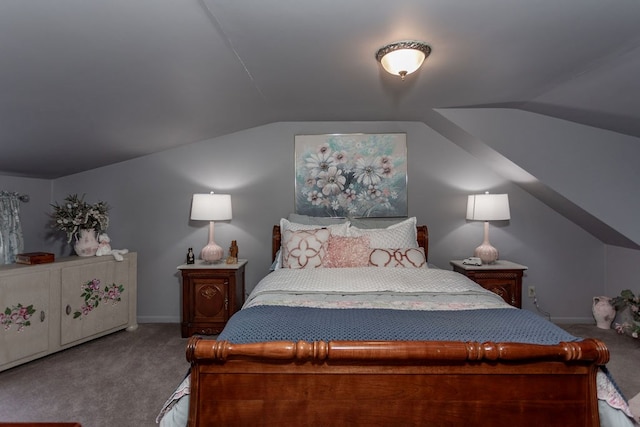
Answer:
0, 252, 137, 371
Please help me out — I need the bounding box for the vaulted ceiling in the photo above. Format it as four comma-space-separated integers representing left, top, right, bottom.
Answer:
1, 0, 639, 179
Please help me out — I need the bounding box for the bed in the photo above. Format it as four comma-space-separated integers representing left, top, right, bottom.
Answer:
160, 217, 635, 427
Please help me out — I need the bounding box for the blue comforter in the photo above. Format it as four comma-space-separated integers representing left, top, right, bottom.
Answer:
218, 305, 579, 345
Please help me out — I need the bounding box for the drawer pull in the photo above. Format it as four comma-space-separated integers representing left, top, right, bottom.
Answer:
66, 305, 72, 315
40, 310, 46, 322
224, 295, 228, 311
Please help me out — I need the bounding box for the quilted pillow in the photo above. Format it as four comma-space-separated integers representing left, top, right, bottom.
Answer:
322, 236, 371, 268
282, 228, 330, 269
369, 247, 427, 268
348, 217, 418, 248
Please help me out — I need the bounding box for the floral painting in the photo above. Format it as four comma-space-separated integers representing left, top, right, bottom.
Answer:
295, 133, 407, 218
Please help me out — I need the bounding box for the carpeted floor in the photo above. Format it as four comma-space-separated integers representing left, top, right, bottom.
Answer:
0, 323, 189, 427
0, 322, 638, 426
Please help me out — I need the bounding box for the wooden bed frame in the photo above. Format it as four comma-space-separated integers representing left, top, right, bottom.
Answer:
185, 224, 609, 426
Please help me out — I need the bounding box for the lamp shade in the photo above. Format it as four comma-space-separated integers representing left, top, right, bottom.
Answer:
190, 193, 232, 221
466, 194, 510, 221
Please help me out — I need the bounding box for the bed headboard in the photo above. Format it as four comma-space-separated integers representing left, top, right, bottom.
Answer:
272, 224, 429, 262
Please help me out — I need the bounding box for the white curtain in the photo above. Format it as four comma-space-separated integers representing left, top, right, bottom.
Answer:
0, 191, 24, 265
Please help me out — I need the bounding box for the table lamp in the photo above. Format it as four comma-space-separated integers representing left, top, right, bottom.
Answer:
190, 192, 232, 263
466, 192, 510, 264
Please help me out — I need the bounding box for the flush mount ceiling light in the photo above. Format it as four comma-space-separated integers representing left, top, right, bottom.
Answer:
376, 40, 431, 80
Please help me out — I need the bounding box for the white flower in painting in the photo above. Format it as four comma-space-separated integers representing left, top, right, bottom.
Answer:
304, 176, 316, 188
343, 186, 357, 203
331, 150, 348, 165
318, 144, 331, 156
378, 156, 396, 178
317, 166, 346, 195
353, 157, 384, 186
305, 151, 334, 177
366, 184, 381, 199
307, 190, 324, 206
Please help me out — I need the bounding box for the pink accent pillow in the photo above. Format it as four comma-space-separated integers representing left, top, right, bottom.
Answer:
322, 236, 371, 268
369, 248, 427, 268
282, 229, 330, 269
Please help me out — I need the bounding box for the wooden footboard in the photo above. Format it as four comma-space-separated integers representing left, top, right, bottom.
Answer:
186, 337, 608, 427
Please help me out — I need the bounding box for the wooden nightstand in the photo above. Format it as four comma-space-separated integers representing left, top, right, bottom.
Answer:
177, 259, 247, 337
450, 260, 527, 308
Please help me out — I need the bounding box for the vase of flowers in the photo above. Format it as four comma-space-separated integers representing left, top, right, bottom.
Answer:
51, 194, 109, 257
612, 289, 640, 339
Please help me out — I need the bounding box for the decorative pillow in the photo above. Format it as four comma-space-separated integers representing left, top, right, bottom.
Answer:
282, 228, 330, 269
369, 247, 427, 268
348, 217, 418, 248
322, 236, 371, 268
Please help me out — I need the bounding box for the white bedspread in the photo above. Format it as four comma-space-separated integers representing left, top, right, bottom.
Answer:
243, 267, 512, 311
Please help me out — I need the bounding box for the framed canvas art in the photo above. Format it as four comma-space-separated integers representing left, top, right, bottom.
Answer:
294, 133, 407, 218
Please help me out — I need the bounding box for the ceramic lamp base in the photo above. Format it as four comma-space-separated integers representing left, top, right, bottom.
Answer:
473, 243, 498, 264
201, 243, 224, 263
474, 221, 499, 264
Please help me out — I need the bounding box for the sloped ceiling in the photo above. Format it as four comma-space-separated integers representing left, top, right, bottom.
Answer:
1, 0, 639, 180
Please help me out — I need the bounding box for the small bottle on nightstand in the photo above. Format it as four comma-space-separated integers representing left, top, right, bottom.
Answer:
186, 248, 195, 264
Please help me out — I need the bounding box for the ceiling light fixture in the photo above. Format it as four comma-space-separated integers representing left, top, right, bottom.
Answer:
376, 40, 431, 81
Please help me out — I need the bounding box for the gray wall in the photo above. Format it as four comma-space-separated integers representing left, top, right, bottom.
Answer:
437, 108, 640, 246
3, 117, 635, 323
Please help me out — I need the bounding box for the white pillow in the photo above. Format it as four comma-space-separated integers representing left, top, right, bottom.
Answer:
287, 213, 348, 226
280, 218, 350, 236
282, 228, 330, 269
348, 217, 418, 248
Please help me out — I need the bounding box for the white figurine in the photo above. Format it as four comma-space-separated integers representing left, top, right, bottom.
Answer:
96, 233, 129, 261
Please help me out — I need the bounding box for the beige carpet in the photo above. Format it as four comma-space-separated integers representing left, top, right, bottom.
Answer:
0, 323, 189, 426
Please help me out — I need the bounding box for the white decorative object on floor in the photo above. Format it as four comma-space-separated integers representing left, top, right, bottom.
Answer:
592, 296, 616, 329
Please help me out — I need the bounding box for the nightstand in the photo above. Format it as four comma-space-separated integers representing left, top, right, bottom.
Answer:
177, 259, 247, 337
449, 260, 527, 308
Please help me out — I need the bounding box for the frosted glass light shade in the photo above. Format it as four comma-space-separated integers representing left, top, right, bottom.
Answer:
380, 49, 425, 77
376, 41, 431, 80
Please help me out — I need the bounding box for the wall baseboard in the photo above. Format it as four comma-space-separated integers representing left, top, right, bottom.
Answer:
137, 315, 180, 323
551, 317, 595, 325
